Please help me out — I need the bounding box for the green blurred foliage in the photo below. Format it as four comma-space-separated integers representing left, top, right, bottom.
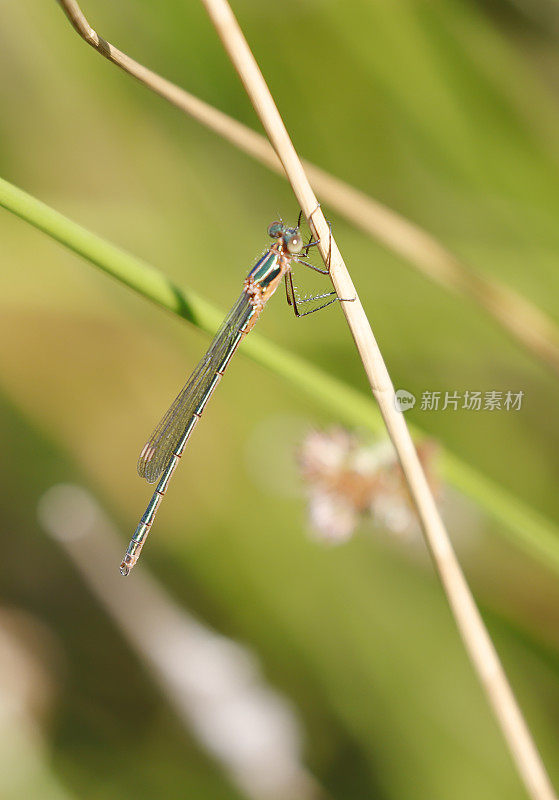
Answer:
1, 0, 559, 798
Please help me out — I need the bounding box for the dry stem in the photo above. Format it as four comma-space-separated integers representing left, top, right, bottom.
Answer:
56, 1, 558, 797
200, 5, 555, 797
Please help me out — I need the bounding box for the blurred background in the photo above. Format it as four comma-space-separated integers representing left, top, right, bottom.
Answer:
1, 0, 559, 797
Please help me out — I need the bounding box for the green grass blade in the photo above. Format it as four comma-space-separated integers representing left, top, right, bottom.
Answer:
1, 175, 558, 577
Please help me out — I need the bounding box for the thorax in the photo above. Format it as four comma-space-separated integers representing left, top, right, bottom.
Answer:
244, 242, 290, 305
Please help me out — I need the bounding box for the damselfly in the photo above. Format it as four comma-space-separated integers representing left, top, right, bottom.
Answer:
120, 218, 344, 575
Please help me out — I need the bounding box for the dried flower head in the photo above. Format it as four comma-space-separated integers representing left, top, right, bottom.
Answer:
298, 428, 440, 543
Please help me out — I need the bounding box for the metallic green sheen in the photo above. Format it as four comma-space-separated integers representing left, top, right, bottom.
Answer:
249, 251, 281, 289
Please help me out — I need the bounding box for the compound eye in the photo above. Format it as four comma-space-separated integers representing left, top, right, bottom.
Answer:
268, 221, 284, 239
285, 231, 303, 254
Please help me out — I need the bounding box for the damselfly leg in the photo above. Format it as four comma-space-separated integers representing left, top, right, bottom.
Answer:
285, 271, 347, 317
296, 209, 332, 268
287, 218, 354, 316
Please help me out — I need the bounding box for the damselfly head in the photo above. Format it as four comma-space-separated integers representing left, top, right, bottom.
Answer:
268, 221, 304, 254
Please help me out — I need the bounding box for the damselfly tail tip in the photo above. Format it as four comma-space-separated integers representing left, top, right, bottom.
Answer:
119, 557, 132, 577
